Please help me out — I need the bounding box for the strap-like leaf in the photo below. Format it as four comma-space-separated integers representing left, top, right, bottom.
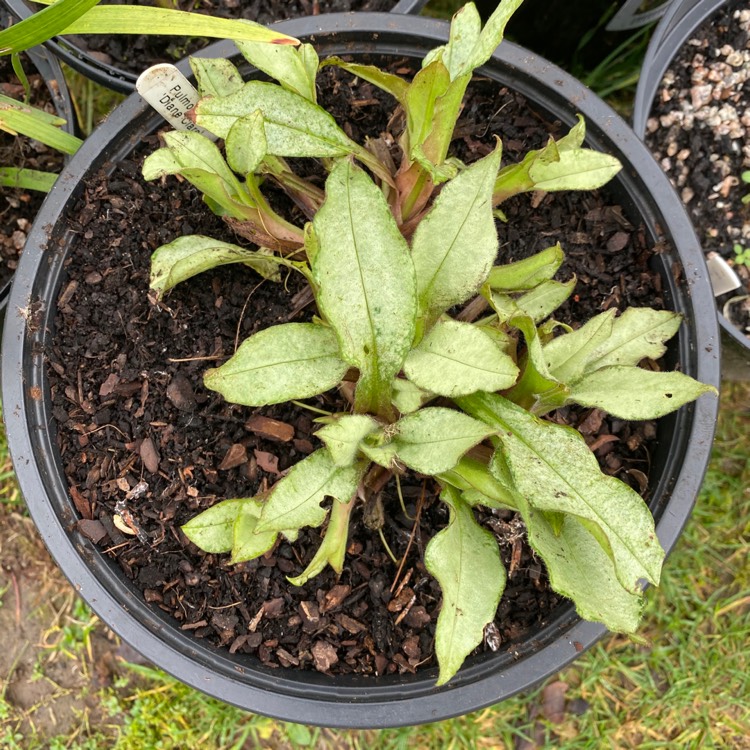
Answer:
411, 146, 502, 327
567, 366, 716, 420
0, 0, 101, 55
425, 486, 506, 686
316, 415, 379, 467
0, 167, 57, 192
204, 323, 348, 407
0, 97, 81, 154
255, 449, 364, 534
457, 391, 665, 593
236, 41, 319, 102
321, 57, 409, 103
58, 6, 299, 46
404, 319, 518, 397
193, 81, 358, 158
312, 160, 416, 417
149, 235, 301, 297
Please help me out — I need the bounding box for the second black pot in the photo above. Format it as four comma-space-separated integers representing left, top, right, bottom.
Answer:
2, 12, 720, 729
632, 0, 750, 379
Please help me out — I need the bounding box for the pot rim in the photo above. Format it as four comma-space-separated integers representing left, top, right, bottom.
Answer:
2, 11, 721, 729
1, 0, 430, 93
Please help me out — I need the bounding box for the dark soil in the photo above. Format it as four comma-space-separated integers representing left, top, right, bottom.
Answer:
57, 0, 402, 77
0, 54, 66, 289
645, 0, 750, 337
48, 62, 663, 677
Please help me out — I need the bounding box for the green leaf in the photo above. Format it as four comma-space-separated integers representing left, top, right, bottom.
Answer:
316, 415, 379, 467
144, 130, 242, 192
404, 319, 518, 397
515, 493, 644, 633
149, 235, 301, 297
567, 367, 716, 420
312, 160, 416, 417
58, 6, 299, 47
457, 391, 665, 593
411, 146, 502, 326
256, 449, 363, 534
425, 486, 505, 686
287, 495, 355, 586
225, 110, 267, 175
0, 97, 81, 154
377, 407, 494, 475
189, 57, 245, 98
527, 149, 623, 192
515, 278, 576, 323
231, 499, 279, 563
182, 498, 247, 553
392, 378, 434, 415
404, 60, 451, 155
442, 2, 482, 81
0, 0, 102, 56
193, 82, 358, 158
235, 40, 319, 102
0, 167, 57, 192
470, 0, 525, 74
437, 455, 516, 510
204, 323, 348, 407
485, 244, 564, 292
543, 309, 616, 383
586, 308, 684, 370
320, 57, 409, 103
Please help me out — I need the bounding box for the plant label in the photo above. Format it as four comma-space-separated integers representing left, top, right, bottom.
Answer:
136, 64, 215, 139
706, 252, 742, 297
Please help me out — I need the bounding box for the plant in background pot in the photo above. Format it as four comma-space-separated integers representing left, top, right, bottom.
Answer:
2, 3, 720, 729
141, 1, 716, 686
632, 0, 750, 378
1, 0, 429, 93
0, 37, 81, 324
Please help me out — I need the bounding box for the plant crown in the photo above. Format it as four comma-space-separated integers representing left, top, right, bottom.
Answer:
142, 0, 715, 685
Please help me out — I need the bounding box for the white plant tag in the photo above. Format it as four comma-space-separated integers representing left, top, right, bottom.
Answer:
136, 63, 215, 138
706, 252, 742, 297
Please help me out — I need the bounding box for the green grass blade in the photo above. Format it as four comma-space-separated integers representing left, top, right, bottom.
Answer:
60, 6, 299, 46
0, 0, 103, 55
0, 104, 82, 154
0, 167, 58, 192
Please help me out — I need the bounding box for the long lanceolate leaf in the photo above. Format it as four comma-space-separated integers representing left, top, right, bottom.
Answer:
0, 0, 101, 55
456, 391, 665, 593
0, 167, 57, 192
312, 160, 417, 418
410, 146, 502, 329
425, 485, 505, 685
56, 6, 298, 46
0, 97, 82, 155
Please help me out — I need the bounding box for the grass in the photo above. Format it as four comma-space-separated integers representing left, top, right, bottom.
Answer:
0, 383, 747, 748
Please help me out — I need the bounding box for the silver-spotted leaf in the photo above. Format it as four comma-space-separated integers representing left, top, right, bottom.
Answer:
316, 415, 379, 467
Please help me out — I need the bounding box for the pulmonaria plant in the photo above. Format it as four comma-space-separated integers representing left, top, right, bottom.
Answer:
142, 0, 716, 685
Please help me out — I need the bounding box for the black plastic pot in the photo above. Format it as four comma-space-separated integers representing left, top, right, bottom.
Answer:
0, 25, 77, 330
2, 12, 720, 729
632, 0, 750, 379
0, 0, 429, 94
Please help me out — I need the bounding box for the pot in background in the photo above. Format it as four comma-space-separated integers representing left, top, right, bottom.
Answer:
0, 0, 430, 93
2, 12, 720, 729
632, 0, 750, 379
